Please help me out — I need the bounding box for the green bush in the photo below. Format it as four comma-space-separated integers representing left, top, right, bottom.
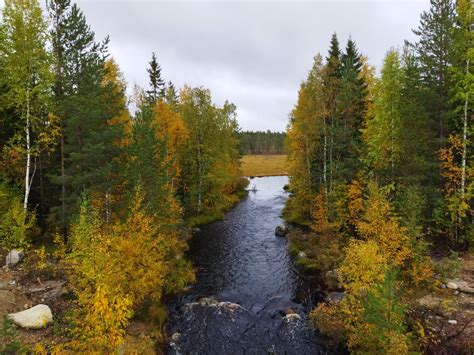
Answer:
0, 183, 35, 250
435, 251, 462, 279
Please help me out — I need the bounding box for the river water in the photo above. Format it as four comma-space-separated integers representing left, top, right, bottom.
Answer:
166, 176, 332, 354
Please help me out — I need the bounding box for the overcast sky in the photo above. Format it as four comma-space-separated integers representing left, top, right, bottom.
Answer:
74, 0, 430, 132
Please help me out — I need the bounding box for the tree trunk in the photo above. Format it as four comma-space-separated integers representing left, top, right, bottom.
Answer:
24, 89, 31, 211
460, 58, 469, 200
61, 129, 67, 237
323, 116, 328, 194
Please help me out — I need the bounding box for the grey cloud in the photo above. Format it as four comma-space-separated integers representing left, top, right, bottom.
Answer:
75, 0, 430, 131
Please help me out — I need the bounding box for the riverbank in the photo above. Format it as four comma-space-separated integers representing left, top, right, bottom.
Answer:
285, 225, 474, 353
186, 177, 249, 226
0, 250, 162, 353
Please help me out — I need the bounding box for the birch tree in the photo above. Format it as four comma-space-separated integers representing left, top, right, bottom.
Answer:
1, 0, 52, 211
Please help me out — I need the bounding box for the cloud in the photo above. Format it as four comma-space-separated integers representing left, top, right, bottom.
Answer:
75, 0, 430, 131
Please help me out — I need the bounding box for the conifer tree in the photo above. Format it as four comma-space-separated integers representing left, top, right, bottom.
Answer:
146, 52, 166, 104
412, 0, 457, 146
49, 2, 125, 230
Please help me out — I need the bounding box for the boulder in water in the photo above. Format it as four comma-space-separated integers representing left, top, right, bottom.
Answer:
197, 297, 219, 306
8, 304, 53, 329
283, 313, 301, 322
5, 249, 24, 267
275, 225, 287, 237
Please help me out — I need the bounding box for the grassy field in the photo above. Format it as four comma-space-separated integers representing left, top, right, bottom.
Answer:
240, 155, 287, 177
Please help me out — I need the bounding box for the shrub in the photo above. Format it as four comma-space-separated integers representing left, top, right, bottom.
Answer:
0, 183, 35, 250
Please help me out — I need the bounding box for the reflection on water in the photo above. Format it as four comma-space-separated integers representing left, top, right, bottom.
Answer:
166, 176, 332, 354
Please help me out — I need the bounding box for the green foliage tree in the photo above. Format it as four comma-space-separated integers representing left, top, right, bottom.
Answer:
1, 0, 53, 211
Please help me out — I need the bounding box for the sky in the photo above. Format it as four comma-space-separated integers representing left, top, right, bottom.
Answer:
73, 0, 431, 132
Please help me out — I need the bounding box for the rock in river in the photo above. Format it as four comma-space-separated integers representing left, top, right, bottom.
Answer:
8, 304, 53, 329
275, 224, 288, 237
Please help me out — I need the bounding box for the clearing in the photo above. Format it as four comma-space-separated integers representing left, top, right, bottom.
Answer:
240, 155, 287, 177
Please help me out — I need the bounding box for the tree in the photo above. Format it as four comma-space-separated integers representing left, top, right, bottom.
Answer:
1, 0, 52, 211
412, 0, 457, 147
146, 52, 166, 104
336, 38, 367, 181
364, 49, 403, 180
179, 86, 241, 219
48, 2, 126, 230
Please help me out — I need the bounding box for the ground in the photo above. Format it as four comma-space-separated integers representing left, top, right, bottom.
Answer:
0, 254, 158, 353
240, 155, 287, 177
412, 252, 474, 353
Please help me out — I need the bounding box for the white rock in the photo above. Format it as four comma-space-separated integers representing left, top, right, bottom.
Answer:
448, 319, 457, 325
284, 313, 301, 322
8, 304, 53, 329
5, 249, 23, 267
171, 332, 181, 343
297, 251, 307, 259
446, 281, 458, 290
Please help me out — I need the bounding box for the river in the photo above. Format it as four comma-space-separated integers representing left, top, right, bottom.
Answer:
166, 176, 333, 354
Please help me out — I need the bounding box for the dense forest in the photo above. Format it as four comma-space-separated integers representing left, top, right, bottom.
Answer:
285, 0, 472, 352
0, 0, 246, 351
238, 130, 286, 155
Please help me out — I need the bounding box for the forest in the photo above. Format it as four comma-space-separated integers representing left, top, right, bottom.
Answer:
0, 0, 246, 351
0, 0, 472, 353
238, 130, 286, 155
285, 0, 472, 352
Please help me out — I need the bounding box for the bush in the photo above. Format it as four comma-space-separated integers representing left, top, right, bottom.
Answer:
435, 251, 462, 279
0, 183, 35, 250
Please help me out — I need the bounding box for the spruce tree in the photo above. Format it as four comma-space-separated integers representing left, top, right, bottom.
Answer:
49, 2, 125, 230
337, 38, 367, 181
146, 52, 166, 104
412, 0, 457, 146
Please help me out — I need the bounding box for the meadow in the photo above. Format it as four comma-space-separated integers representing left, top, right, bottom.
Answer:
240, 155, 287, 177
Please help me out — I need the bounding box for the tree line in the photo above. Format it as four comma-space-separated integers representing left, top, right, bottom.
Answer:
0, 0, 245, 351
285, 0, 472, 352
238, 130, 286, 155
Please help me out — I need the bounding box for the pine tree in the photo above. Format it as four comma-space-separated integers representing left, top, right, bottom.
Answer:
146, 52, 165, 104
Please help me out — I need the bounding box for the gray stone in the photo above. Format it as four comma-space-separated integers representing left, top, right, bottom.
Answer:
275, 225, 287, 237
325, 270, 341, 290
8, 304, 53, 329
459, 284, 474, 294
5, 249, 24, 267
326, 292, 345, 303
447, 319, 458, 325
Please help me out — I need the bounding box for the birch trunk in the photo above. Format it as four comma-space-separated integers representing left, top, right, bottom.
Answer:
23, 88, 31, 211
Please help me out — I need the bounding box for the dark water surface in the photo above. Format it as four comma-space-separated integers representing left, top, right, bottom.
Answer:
166, 176, 332, 354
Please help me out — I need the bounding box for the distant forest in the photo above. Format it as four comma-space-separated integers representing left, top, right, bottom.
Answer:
238, 130, 286, 155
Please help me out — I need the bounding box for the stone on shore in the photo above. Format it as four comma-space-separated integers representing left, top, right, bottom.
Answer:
5, 249, 24, 267
8, 304, 53, 329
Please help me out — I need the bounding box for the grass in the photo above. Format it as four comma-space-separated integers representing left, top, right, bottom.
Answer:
240, 155, 287, 177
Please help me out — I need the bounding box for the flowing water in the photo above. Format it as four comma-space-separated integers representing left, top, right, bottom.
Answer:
166, 176, 333, 354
